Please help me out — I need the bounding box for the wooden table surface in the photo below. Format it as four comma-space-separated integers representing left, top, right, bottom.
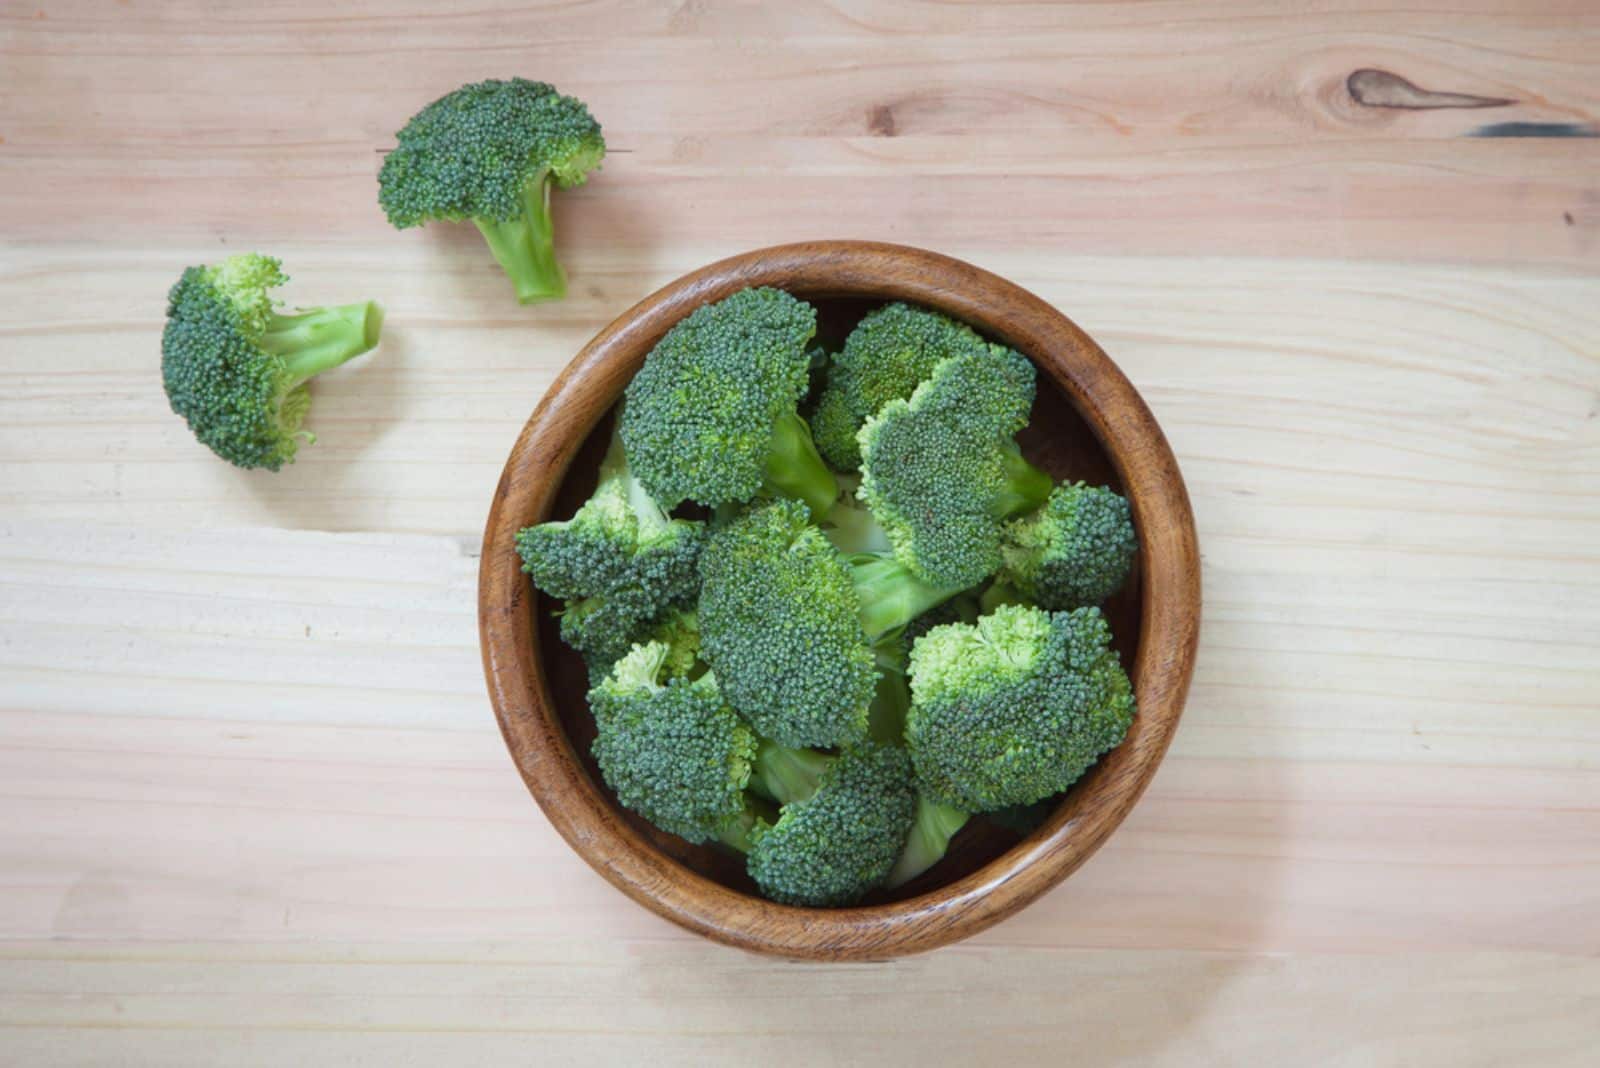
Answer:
3, 2, 1598, 1064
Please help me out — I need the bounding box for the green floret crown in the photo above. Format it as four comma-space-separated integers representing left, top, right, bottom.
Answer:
1001, 482, 1138, 609
747, 743, 917, 906
856, 346, 1050, 589
620, 288, 826, 511
378, 78, 604, 304
697, 499, 877, 748
588, 643, 757, 844
161, 252, 381, 471
814, 302, 995, 471
377, 78, 604, 227
906, 604, 1135, 812
515, 437, 705, 669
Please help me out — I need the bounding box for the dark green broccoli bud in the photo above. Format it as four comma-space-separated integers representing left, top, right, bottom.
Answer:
857, 347, 1053, 589
378, 78, 604, 304
620, 288, 839, 518
813, 303, 995, 471
744, 743, 917, 907
698, 500, 962, 748
516, 428, 704, 669
641, 608, 702, 681
986, 797, 1058, 836
857, 346, 1056, 588
161, 253, 382, 470
587, 643, 756, 844
885, 795, 971, 889
999, 482, 1137, 609
906, 604, 1135, 812
809, 375, 860, 470
577, 606, 703, 687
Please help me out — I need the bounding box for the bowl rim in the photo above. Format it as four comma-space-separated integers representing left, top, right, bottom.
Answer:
479, 240, 1200, 960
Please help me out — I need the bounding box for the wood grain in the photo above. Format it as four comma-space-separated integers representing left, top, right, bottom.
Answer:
2, 1, 1598, 264
1, 0, 1598, 1058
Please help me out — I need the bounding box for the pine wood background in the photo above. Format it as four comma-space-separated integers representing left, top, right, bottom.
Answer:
2, 2, 1597, 1064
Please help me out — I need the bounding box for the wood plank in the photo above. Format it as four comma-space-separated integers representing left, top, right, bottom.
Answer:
1, 943, 1597, 1067
2, 2, 1596, 263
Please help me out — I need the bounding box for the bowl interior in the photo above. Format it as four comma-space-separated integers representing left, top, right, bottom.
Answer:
535, 295, 1143, 902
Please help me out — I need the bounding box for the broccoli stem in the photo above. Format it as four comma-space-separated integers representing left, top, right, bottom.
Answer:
886, 796, 971, 888
717, 795, 777, 854
851, 554, 963, 639
761, 410, 839, 521
259, 302, 384, 385
867, 642, 911, 745
823, 495, 893, 555
473, 171, 566, 304
978, 579, 1028, 615
750, 739, 831, 805
992, 444, 1054, 519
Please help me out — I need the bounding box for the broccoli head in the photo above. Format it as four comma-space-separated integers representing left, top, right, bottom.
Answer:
906, 604, 1135, 812
999, 482, 1138, 609
516, 428, 704, 671
697, 500, 873, 747
588, 643, 757, 844
744, 743, 917, 907
857, 347, 1053, 589
161, 253, 383, 470
698, 500, 962, 748
813, 303, 995, 471
620, 288, 839, 518
378, 78, 604, 304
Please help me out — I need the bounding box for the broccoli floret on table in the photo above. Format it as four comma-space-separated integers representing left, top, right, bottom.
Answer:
161, 253, 382, 471
378, 78, 605, 304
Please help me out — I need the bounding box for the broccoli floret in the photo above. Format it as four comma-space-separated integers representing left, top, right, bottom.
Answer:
698, 500, 962, 748
161, 253, 382, 470
741, 743, 917, 907
999, 482, 1138, 609
620, 288, 839, 518
857, 347, 1053, 589
587, 643, 757, 844
378, 78, 604, 304
906, 604, 1135, 812
813, 303, 995, 471
516, 428, 704, 670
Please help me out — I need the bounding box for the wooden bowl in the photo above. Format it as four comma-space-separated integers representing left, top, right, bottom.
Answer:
479, 241, 1200, 960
